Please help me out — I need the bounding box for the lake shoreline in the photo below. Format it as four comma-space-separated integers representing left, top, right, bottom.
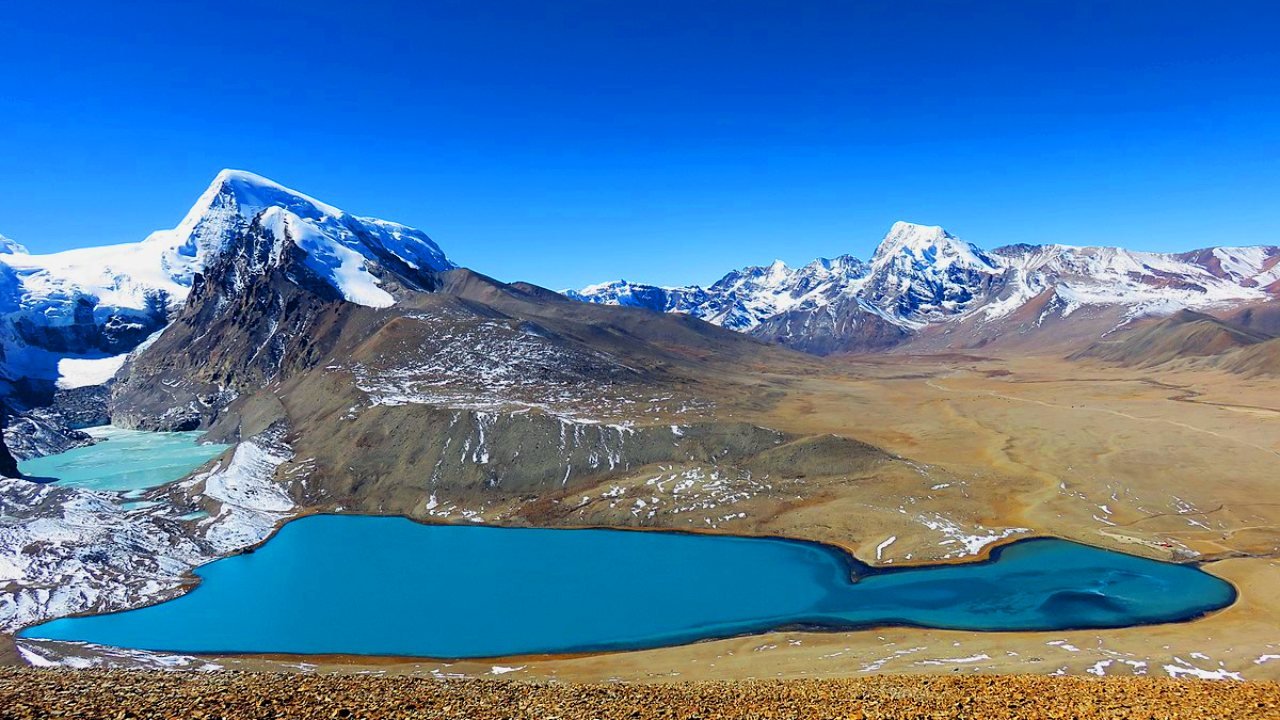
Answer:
19, 515, 1237, 661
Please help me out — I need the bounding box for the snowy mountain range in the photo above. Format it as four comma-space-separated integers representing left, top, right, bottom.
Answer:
569, 221, 1280, 354
6, 174, 1279, 395
5, 173, 1277, 405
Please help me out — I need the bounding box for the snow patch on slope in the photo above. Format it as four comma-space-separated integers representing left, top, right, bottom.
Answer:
259, 207, 395, 308
0, 479, 208, 633
1, 430, 300, 638
55, 354, 130, 389
188, 431, 295, 551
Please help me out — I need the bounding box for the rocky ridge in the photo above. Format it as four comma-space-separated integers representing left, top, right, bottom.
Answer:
571, 222, 1280, 354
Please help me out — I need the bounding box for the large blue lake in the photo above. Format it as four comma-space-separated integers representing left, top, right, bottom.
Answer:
18, 425, 229, 492
22, 515, 1235, 658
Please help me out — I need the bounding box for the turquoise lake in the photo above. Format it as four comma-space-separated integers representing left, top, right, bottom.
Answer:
17, 426, 229, 492
22, 515, 1236, 658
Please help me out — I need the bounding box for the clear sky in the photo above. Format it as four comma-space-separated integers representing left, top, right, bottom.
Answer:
2, 1, 1278, 289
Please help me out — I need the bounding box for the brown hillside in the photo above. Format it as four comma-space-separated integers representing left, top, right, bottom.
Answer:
1069, 309, 1274, 367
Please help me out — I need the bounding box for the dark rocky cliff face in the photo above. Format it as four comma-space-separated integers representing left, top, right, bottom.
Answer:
110, 218, 360, 431
12, 295, 169, 357
3, 410, 94, 460
0, 402, 22, 477
3, 384, 108, 460
750, 297, 912, 355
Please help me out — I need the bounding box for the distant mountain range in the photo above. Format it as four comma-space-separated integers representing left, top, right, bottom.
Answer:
569, 221, 1280, 354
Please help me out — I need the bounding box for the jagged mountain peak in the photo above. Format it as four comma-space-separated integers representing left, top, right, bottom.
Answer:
143, 169, 453, 307
882, 220, 950, 243
871, 221, 999, 272
146, 170, 353, 268
716, 258, 789, 282
197, 169, 343, 223
802, 254, 865, 274
0, 170, 457, 385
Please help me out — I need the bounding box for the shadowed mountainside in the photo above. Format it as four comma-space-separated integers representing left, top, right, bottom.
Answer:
0, 403, 19, 478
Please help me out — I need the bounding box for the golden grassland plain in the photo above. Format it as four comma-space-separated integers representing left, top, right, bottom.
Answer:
8, 352, 1278, 686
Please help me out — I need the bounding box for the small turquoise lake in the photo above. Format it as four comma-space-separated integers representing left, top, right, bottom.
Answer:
21, 515, 1235, 658
17, 426, 229, 492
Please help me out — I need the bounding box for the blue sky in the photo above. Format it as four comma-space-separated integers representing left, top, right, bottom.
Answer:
2, 1, 1278, 289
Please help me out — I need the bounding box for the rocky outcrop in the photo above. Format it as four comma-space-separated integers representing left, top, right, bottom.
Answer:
2, 411, 93, 462
0, 404, 19, 478
751, 297, 912, 355
111, 218, 362, 430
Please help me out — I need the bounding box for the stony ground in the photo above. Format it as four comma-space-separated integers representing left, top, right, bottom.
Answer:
0, 669, 1277, 719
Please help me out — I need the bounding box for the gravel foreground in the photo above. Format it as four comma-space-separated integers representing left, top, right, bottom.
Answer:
1, 669, 1278, 720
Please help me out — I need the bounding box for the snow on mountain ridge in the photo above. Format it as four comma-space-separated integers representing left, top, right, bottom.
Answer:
140, 169, 451, 294
571, 222, 1279, 351
258, 206, 397, 308
871, 221, 999, 273
4, 169, 450, 318
0, 170, 453, 384
982, 243, 1280, 323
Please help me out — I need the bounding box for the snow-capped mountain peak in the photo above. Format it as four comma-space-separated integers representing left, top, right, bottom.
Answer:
0, 170, 454, 384
139, 169, 451, 294
186, 169, 344, 231
136, 170, 333, 286
854, 222, 1003, 327
871, 221, 999, 272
